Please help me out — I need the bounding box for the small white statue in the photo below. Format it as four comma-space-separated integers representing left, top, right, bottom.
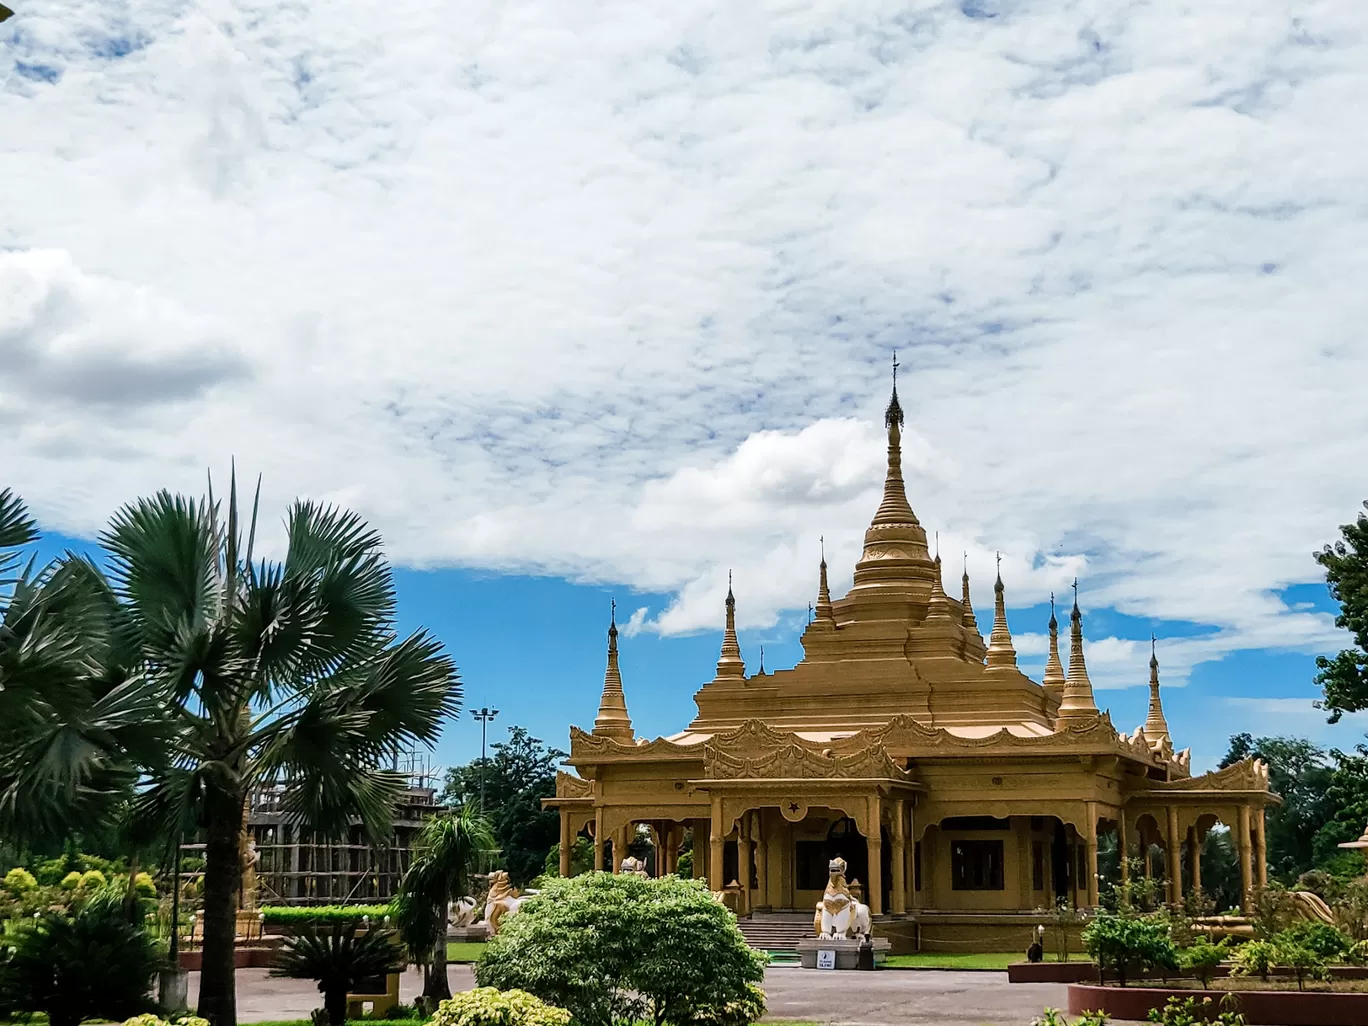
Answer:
448, 896, 478, 928
813, 856, 871, 940
484, 871, 535, 936
619, 856, 649, 879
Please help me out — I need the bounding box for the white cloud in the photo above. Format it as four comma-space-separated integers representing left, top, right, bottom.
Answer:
621, 606, 651, 638
3, 0, 1365, 692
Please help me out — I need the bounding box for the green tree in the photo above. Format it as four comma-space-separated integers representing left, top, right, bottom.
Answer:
1314, 501, 1368, 722
102, 477, 461, 1026
271, 922, 405, 1026
1081, 910, 1178, 987
1220, 734, 1334, 881
476, 872, 766, 1026
394, 806, 495, 1008
1311, 747, 1368, 863
440, 727, 566, 887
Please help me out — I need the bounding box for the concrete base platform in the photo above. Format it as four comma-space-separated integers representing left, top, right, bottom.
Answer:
447, 925, 490, 942
797, 936, 891, 969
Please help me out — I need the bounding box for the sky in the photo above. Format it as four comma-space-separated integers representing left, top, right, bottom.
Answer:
4, 0, 1368, 775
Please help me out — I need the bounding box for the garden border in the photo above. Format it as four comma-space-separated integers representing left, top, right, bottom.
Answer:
1068, 983, 1368, 1025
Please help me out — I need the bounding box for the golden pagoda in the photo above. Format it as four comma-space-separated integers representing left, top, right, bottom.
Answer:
547, 372, 1277, 951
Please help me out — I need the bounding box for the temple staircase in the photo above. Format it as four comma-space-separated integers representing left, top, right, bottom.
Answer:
737, 911, 813, 964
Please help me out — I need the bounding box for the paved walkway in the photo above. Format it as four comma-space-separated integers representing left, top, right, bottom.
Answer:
199, 965, 1070, 1026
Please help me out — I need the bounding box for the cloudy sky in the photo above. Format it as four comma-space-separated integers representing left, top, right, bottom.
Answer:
4, 0, 1367, 771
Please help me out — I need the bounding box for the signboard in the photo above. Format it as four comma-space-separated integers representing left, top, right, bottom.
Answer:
816, 948, 837, 970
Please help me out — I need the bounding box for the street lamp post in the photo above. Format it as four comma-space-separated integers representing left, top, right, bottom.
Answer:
471, 707, 499, 813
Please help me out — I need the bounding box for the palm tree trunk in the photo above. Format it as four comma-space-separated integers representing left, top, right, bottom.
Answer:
124, 850, 140, 922
423, 908, 451, 1003
325, 986, 348, 1026
198, 788, 244, 1026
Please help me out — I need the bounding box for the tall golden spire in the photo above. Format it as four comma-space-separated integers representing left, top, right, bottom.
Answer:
1042, 593, 1066, 691
960, 553, 978, 631
985, 552, 1018, 668
592, 600, 634, 741
927, 552, 954, 622
714, 572, 746, 679
815, 536, 834, 621
1057, 580, 1100, 721
851, 354, 934, 593
1143, 635, 1171, 748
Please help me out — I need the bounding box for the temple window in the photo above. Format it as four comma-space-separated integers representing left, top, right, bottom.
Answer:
951, 839, 1004, 890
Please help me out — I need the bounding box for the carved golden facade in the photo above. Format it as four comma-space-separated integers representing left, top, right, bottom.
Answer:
547, 377, 1277, 950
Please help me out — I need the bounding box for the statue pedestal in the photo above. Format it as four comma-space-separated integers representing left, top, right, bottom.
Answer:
447, 925, 490, 942
796, 936, 891, 970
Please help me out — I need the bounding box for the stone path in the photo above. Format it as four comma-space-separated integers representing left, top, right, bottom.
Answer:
197, 965, 1071, 1026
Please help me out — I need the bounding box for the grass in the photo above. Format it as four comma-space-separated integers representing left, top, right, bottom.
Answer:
447, 940, 488, 962
884, 951, 1087, 970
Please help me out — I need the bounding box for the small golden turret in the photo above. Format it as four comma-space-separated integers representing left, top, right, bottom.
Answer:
592, 601, 634, 741
1042, 593, 1066, 695
815, 537, 834, 622
1143, 636, 1171, 749
714, 572, 747, 679
985, 553, 1018, 669
1057, 580, 1100, 721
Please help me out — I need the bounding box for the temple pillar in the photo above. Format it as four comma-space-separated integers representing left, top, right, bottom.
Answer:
923, 825, 936, 907
905, 805, 918, 911
1118, 815, 1129, 886
1255, 807, 1268, 888
1187, 827, 1201, 896
891, 799, 907, 914
750, 813, 766, 907
709, 800, 725, 892
866, 795, 883, 916
613, 824, 630, 873
1166, 806, 1181, 905
1085, 804, 1099, 908
738, 818, 753, 915
1238, 805, 1254, 913
593, 808, 605, 872
559, 813, 572, 877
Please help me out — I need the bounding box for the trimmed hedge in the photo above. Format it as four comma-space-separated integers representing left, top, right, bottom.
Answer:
259, 904, 394, 924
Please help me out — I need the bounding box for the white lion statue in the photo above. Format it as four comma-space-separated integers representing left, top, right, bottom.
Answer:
447, 896, 478, 929
483, 870, 536, 936
813, 856, 871, 940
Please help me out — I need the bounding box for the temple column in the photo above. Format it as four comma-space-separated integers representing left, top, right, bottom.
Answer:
1166, 806, 1181, 905
906, 805, 918, 911
1187, 827, 1202, 896
692, 821, 706, 880
750, 813, 766, 907
1255, 807, 1268, 888
709, 799, 725, 893
593, 808, 605, 872
1118, 815, 1129, 886
613, 824, 630, 873
1016, 818, 1032, 909
866, 795, 883, 916
891, 799, 907, 914
559, 813, 572, 877
1238, 805, 1254, 913
1085, 803, 1100, 908
738, 817, 753, 915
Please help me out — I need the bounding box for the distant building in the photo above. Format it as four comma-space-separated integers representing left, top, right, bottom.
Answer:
547, 373, 1276, 951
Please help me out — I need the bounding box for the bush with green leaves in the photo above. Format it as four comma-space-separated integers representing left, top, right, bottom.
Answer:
1145, 995, 1244, 1026
80, 869, 107, 890
1033, 1011, 1108, 1026
1229, 939, 1279, 982
476, 872, 766, 1026
430, 988, 572, 1026
120, 1016, 211, 1026
1279, 920, 1352, 962
1271, 936, 1328, 991
3, 867, 37, 892
59, 871, 83, 891
270, 922, 406, 1026
260, 903, 395, 925
0, 891, 162, 1026
1178, 937, 1227, 988
1082, 911, 1178, 987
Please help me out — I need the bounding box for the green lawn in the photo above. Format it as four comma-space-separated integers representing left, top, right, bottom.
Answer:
884, 951, 1086, 970
447, 940, 488, 962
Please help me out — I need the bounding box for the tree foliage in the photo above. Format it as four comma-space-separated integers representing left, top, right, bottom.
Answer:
441, 727, 565, 887
1315, 501, 1368, 722
1081, 910, 1178, 987
476, 872, 766, 1026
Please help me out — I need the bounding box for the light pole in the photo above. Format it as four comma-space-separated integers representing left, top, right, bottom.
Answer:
471, 707, 499, 813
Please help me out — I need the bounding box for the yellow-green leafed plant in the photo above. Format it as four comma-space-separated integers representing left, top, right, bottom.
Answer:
431, 988, 572, 1026
120, 1015, 211, 1026
3, 867, 37, 893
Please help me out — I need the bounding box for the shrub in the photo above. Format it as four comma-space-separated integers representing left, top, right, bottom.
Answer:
1332, 880, 1368, 942
3, 867, 37, 893
1034, 1011, 1107, 1026
1279, 921, 1352, 962
1178, 937, 1227, 989
1082, 911, 1178, 987
271, 922, 405, 1026
0, 894, 162, 1026
1271, 937, 1328, 991
430, 988, 572, 1026
1250, 884, 1298, 940
1146, 995, 1244, 1026
476, 872, 766, 1026
1229, 940, 1278, 982
120, 1016, 211, 1026
79, 869, 107, 890
60, 871, 83, 891
133, 872, 157, 898
260, 903, 394, 925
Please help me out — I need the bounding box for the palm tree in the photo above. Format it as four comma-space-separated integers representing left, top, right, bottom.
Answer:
271, 922, 405, 1026
101, 473, 461, 1026
0, 489, 160, 848
394, 806, 495, 1007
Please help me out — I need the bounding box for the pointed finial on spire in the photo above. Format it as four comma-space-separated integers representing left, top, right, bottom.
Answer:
715, 573, 746, 679
759, 645, 765, 675
986, 555, 1017, 669
885, 350, 904, 428
815, 540, 834, 622
1043, 592, 1066, 690
1144, 634, 1171, 749
593, 599, 633, 740
960, 552, 978, 631
1057, 581, 1099, 722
